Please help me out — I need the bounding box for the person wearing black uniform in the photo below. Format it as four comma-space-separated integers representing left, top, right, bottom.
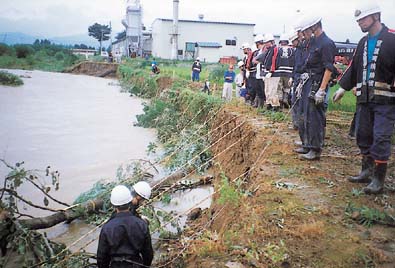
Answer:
252, 34, 267, 108
334, 1, 395, 194
97, 185, 153, 268
297, 15, 336, 160
246, 44, 259, 106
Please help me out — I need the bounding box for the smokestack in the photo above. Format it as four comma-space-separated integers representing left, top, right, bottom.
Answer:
171, 0, 179, 60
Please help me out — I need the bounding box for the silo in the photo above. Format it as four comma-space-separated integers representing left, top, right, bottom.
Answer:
122, 0, 143, 57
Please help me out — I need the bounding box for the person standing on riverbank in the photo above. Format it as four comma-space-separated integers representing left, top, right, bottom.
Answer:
335, 1, 395, 194
222, 64, 236, 101
97, 185, 153, 268
191, 58, 202, 81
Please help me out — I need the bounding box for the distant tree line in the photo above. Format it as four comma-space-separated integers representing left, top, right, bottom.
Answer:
0, 40, 83, 71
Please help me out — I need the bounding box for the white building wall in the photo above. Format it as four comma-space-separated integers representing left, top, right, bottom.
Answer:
196, 47, 221, 63
151, 19, 255, 62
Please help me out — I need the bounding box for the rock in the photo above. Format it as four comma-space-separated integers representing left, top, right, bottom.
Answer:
351, 211, 361, 220
225, 261, 245, 268
187, 208, 202, 221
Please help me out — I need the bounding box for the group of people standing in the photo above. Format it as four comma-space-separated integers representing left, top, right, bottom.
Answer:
220, 0, 394, 195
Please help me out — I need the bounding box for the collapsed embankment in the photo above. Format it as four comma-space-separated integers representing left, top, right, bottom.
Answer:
65, 61, 118, 78
180, 107, 395, 268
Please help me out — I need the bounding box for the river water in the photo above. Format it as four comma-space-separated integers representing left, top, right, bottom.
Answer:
0, 69, 213, 255
0, 69, 159, 252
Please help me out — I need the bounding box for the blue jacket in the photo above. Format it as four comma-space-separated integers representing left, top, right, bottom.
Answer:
224, 70, 235, 83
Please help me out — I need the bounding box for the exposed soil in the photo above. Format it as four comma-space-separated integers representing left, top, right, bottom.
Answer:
159, 104, 395, 268
66, 61, 118, 78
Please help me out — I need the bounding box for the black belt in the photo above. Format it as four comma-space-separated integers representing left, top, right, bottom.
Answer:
111, 256, 140, 264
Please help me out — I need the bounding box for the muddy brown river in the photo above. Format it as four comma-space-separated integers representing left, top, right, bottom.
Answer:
0, 69, 213, 255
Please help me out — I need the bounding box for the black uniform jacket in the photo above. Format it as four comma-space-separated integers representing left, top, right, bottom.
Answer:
339, 24, 395, 104
97, 211, 154, 268
305, 32, 336, 82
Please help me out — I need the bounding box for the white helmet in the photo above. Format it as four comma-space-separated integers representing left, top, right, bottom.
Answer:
237, 61, 244, 68
196, 57, 200, 61
254, 34, 265, 43
110, 185, 132, 206
133, 181, 152, 200
289, 31, 299, 42
354, 0, 381, 21
241, 42, 251, 50
300, 14, 322, 31
279, 33, 289, 42
264, 33, 274, 43
293, 20, 302, 32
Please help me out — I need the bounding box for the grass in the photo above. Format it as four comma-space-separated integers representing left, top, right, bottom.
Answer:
0, 70, 23, 86
327, 84, 356, 112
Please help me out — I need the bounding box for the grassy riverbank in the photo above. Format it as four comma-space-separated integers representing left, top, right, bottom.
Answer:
0, 43, 83, 72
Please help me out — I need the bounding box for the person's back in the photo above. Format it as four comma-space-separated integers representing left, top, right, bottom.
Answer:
98, 211, 153, 268
97, 184, 153, 268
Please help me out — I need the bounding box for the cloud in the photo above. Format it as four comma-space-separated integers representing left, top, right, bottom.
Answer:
1, 0, 394, 42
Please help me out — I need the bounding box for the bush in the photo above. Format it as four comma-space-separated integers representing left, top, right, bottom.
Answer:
0, 43, 13, 56
14, 45, 34, 58
55, 51, 65, 61
0, 71, 23, 86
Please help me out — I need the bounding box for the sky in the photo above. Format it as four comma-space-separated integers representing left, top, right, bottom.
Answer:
1, 0, 395, 43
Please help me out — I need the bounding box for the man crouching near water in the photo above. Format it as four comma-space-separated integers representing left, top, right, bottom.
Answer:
97, 184, 153, 268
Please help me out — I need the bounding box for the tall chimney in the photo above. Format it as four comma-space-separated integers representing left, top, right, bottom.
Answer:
171, 0, 179, 60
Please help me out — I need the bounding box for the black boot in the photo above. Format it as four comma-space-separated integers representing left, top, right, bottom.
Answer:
348, 155, 374, 183
252, 96, 259, 108
363, 163, 386, 195
299, 150, 320, 160
257, 97, 265, 109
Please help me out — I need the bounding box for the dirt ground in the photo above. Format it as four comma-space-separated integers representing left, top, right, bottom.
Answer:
159, 104, 395, 268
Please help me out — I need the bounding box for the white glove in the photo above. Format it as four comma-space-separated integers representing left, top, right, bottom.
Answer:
314, 89, 326, 105
265, 72, 272, 79
288, 78, 293, 87
246, 70, 250, 79
332, 87, 346, 103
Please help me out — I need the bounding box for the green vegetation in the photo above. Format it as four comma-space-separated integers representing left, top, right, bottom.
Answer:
217, 173, 241, 207
345, 203, 395, 227
119, 59, 222, 172
0, 41, 83, 72
0, 71, 23, 86
327, 84, 356, 112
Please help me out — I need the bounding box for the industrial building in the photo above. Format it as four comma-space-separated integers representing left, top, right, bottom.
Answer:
151, 18, 255, 62
112, 0, 255, 62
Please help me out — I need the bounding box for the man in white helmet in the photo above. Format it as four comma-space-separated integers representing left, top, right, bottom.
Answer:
335, 0, 395, 194
191, 57, 202, 82
296, 14, 336, 160
274, 33, 295, 109
262, 33, 281, 111
252, 34, 267, 108
235, 61, 245, 98
97, 184, 153, 268
241, 42, 255, 104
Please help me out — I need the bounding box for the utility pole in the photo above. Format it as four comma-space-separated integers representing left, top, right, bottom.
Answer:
171, 0, 179, 60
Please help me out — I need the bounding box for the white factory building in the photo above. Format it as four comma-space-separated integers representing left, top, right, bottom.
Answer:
151, 18, 255, 62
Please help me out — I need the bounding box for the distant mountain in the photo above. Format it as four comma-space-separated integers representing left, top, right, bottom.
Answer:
0, 32, 41, 45
0, 32, 110, 48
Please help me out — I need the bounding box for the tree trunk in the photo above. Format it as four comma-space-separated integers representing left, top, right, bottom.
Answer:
18, 198, 104, 230
10, 171, 211, 231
